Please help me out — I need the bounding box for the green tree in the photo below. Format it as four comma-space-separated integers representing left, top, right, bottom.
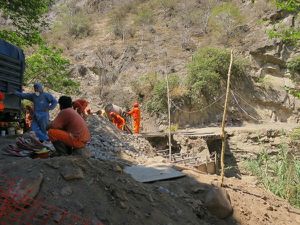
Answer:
25, 45, 79, 94
0, 0, 54, 46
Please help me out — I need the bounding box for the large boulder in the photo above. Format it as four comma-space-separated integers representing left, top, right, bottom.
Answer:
204, 187, 233, 219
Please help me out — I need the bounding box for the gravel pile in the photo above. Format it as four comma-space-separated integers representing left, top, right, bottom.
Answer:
86, 115, 155, 161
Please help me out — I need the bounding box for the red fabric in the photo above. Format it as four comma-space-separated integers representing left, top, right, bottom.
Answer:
112, 114, 125, 130
48, 129, 85, 149
49, 108, 90, 144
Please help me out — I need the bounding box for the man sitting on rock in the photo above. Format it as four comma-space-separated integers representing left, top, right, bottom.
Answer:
48, 96, 91, 156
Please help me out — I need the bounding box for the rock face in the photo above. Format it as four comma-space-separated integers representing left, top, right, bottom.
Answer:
204, 187, 233, 219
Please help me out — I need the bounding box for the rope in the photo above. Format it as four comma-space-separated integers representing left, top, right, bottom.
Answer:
170, 94, 225, 114
231, 91, 262, 122
232, 90, 258, 111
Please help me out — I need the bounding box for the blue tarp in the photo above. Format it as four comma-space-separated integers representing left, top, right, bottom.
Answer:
0, 39, 25, 62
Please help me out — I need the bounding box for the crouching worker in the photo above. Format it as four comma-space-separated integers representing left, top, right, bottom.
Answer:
48, 96, 90, 156
110, 112, 125, 130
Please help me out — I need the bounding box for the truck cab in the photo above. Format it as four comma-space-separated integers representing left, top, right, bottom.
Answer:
0, 39, 25, 121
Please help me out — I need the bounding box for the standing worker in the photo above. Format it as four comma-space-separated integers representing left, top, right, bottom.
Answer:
127, 102, 141, 134
15, 83, 57, 142
110, 112, 126, 130
72, 99, 91, 120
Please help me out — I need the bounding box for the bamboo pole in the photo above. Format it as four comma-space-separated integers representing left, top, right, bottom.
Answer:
165, 71, 172, 162
163, 51, 172, 162
220, 49, 234, 185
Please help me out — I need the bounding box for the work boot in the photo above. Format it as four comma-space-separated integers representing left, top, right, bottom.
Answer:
52, 141, 71, 156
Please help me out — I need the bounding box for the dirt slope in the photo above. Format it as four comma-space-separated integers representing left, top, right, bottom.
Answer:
0, 153, 299, 225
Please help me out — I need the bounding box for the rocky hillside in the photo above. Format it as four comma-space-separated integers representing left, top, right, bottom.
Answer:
44, 0, 300, 131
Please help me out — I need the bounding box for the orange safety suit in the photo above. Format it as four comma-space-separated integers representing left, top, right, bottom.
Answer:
72, 99, 91, 119
25, 106, 33, 130
112, 114, 126, 130
48, 108, 90, 149
128, 106, 141, 134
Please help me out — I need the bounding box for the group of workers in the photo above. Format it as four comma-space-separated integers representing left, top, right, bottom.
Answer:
109, 102, 141, 134
15, 82, 141, 156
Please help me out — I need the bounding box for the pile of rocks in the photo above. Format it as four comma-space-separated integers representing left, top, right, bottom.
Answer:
86, 115, 155, 161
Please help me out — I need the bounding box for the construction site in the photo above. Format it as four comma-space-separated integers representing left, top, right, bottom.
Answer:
0, 0, 300, 224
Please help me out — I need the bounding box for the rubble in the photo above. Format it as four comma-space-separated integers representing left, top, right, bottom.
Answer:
86, 115, 155, 162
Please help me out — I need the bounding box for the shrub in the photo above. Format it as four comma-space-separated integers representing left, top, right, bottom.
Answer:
52, 5, 92, 39
109, 3, 137, 39
67, 11, 92, 38
275, 0, 300, 13
187, 47, 247, 105
132, 72, 159, 98
134, 7, 154, 26
151, 0, 178, 16
245, 145, 300, 208
25, 45, 79, 94
268, 28, 300, 46
209, 2, 244, 41
287, 56, 300, 80
289, 127, 300, 141
146, 74, 182, 113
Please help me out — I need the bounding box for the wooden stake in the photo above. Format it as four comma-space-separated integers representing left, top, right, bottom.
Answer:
165, 71, 172, 162
163, 51, 172, 162
220, 49, 233, 185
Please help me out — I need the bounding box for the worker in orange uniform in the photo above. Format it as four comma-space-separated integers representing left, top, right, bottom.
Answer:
72, 99, 91, 120
24, 105, 33, 131
127, 102, 141, 134
48, 96, 90, 155
110, 112, 126, 130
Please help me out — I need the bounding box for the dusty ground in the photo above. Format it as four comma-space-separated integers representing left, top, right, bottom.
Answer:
0, 117, 300, 225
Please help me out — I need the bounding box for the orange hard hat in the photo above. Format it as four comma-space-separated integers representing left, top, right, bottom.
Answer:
134, 102, 139, 107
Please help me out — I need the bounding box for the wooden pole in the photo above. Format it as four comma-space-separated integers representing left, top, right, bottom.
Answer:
220, 49, 233, 185
164, 52, 172, 162
165, 71, 172, 162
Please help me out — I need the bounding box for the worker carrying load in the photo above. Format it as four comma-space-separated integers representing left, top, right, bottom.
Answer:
104, 103, 126, 120
127, 102, 141, 134
110, 112, 126, 130
72, 99, 91, 120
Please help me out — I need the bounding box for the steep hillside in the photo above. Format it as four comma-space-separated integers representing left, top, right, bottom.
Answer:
45, 0, 300, 131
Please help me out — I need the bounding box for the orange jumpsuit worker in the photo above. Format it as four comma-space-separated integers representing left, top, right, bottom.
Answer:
110, 112, 126, 130
24, 105, 33, 131
127, 102, 141, 134
72, 99, 91, 120
48, 96, 90, 151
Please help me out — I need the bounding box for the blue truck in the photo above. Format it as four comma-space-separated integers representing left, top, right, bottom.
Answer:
0, 39, 25, 122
